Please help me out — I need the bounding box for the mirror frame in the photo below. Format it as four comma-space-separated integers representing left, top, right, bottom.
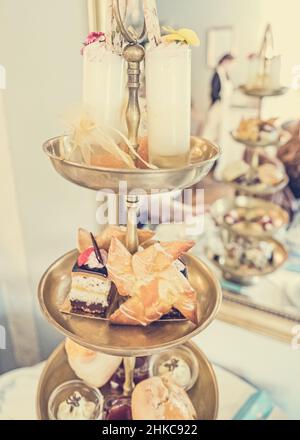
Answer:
219, 291, 299, 344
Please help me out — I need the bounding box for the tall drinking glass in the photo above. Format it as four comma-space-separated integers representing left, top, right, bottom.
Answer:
146, 44, 191, 168
83, 43, 125, 132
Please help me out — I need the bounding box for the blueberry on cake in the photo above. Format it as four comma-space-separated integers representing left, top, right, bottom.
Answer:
69, 234, 113, 317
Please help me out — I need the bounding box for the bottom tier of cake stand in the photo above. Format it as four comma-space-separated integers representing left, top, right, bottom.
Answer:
36, 341, 219, 421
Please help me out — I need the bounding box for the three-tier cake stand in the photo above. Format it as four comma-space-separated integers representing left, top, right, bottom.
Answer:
212, 82, 290, 285
36, 2, 222, 420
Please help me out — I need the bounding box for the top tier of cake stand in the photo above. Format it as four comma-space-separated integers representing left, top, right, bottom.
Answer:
239, 85, 288, 98
43, 135, 220, 194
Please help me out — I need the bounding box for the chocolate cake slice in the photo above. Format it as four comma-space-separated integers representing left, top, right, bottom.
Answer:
69, 234, 112, 317
69, 271, 112, 317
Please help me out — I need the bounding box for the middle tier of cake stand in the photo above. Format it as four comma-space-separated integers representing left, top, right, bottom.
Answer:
210, 196, 289, 238
225, 174, 289, 196
230, 130, 290, 149
38, 249, 222, 357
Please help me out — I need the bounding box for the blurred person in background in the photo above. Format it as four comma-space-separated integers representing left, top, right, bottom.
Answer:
203, 53, 235, 180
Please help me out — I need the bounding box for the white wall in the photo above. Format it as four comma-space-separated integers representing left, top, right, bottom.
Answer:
157, 0, 300, 119
259, 0, 300, 119
0, 0, 96, 363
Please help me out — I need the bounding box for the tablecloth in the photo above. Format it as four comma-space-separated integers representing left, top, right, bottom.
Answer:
0, 360, 286, 420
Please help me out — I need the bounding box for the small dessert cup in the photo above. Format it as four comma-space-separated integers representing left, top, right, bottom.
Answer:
48, 379, 103, 420
149, 345, 199, 391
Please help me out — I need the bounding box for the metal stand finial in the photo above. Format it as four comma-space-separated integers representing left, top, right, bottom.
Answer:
113, 0, 146, 152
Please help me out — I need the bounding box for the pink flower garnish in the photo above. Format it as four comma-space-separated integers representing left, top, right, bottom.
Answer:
81, 32, 106, 55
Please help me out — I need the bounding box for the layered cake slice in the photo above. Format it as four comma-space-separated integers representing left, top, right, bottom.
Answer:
69, 234, 113, 317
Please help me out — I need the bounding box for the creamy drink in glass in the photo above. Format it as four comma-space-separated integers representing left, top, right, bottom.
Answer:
83, 41, 125, 132
146, 43, 191, 168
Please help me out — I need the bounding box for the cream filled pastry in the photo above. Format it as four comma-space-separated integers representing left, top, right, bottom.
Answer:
65, 339, 122, 388
131, 376, 196, 420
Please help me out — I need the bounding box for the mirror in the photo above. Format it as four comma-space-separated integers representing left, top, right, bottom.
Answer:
89, 0, 300, 343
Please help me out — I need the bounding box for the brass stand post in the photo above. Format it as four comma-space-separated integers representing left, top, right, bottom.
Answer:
126, 195, 139, 254
123, 44, 145, 153
123, 356, 136, 396
123, 195, 139, 395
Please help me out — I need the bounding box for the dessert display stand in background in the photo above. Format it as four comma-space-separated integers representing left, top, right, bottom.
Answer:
231, 84, 289, 197
213, 28, 290, 286
233, 24, 289, 197
37, 2, 222, 420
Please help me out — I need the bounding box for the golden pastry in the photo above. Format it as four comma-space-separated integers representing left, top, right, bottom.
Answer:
65, 339, 122, 388
77, 226, 155, 253
107, 238, 199, 326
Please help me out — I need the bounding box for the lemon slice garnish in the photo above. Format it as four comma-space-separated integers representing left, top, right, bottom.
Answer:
162, 26, 200, 46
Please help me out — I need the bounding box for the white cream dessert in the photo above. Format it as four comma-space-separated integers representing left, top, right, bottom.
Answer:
57, 391, 96, 420
65, 339, 122, 388
158, 356, 192, 389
